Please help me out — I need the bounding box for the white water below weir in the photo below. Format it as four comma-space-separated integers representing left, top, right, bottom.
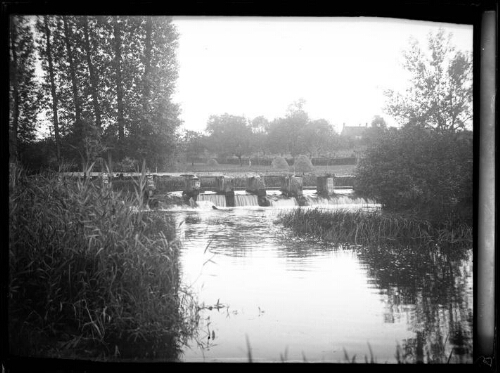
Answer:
194, 191, 377, 208
305, 195, 377, 206
198, 194, 227, 207
235, 194, 259, 207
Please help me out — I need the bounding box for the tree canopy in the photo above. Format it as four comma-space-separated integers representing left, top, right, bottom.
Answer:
10, 15, 181, 172
384, 28, 472, 132
205, 114, 252, 165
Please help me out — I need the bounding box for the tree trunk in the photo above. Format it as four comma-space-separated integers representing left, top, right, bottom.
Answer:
113, 16, 125, 158
43, 16, 61, 164
9, 18, 19, 163
62, 16, 84, 146
82, 16, 101, 130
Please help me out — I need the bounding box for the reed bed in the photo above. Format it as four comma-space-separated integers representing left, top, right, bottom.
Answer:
276, 208, 472, 247
8, 164, 199, 360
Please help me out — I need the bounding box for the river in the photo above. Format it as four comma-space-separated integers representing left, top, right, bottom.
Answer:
163, 193, 473, 363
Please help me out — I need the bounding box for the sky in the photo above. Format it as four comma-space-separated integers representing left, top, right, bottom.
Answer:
171, 17, 473, 134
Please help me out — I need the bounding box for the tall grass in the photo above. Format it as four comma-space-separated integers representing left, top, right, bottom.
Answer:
8, 164, 198, 360
276, 208, 472, 247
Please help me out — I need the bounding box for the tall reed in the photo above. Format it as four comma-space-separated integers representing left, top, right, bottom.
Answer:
8, 164, 198, 360
276, 208, 472, 247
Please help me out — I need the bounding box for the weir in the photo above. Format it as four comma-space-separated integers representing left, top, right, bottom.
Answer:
235, 194, 259, 207
198, 194, 227, 207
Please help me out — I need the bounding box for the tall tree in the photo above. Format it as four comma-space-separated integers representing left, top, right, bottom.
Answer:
82, 16, 102, 131
113, 16, 125, 157
42, 15, 61, 164
384, 28, 472, 132
9, 16, 39, 164
142, 16, 152, 117
62, 16, 84, 148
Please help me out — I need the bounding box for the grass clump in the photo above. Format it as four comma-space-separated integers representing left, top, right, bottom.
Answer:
276, 208, 472, 247
8, 164, 198, 360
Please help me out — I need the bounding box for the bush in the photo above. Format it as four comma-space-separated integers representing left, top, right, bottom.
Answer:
271, 156, 289, 170
115, 156, 139, 172
355, 126, 472, 221
294, 155, 315, 173
8, 166, 198, 359
206, 158, 219, 166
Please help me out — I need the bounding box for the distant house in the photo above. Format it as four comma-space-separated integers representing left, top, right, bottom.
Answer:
341, 123, 368, 140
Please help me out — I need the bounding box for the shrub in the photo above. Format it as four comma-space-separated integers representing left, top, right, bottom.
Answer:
355, 126, 472, 221
8, 166, 198, 359
206, 158, 219, 166
271, 156, 289, 170
294, 155, 314, 173
115, 157, 139, 172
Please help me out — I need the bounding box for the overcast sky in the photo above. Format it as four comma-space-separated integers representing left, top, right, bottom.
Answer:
172, 17, 473, 134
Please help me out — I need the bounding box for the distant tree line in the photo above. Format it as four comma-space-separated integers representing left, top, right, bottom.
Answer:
9, 15, 181, 172
178, 100, 387, 166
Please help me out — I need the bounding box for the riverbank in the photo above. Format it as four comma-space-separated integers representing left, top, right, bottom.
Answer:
8, 168, 199, 360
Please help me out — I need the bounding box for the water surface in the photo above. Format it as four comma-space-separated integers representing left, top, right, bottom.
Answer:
169, 205, 472, 363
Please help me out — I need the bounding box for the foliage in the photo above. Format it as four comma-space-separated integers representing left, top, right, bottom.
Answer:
298, 119, 335, 157
180, 130, 206, 166
384, 28, 472, 132
8, 165, 198, 359
293, 155, 314, 174
115, 156, 139, 172
9, 16, 40, 164
13, 15, 181, 171
355, 126, 472, 221
205, 113, 252, 165
271, 156, 290, 170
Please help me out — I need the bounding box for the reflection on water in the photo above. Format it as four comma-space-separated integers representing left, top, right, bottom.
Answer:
169, 208, 472, 363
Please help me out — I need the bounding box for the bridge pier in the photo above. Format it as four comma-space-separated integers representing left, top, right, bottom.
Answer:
182, 175, 201, 202
280, 176, 303, 198
215, 176, 236, 207
316, 176, 335, 197
246, 175, 269, 206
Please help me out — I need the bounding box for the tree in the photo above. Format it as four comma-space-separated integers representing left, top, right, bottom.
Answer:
205, 114, 252, 166
294, 155, 314, 174
370, 115, 387, 129
112, 16, 125, 156
39, 15, 62, 164
181, 130, 206, 166
299, 119, 334, 158
249, 116, 269, 162
284, 99, 309, 156
28, 16, 181, 171
266, 99, 309, 157
81, 16, 102, 131
9, 16, 39, 164
384, 28, 472, 132
361, 115, 388, 146
355, 126, 472, 221
267, 118, 291, 156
